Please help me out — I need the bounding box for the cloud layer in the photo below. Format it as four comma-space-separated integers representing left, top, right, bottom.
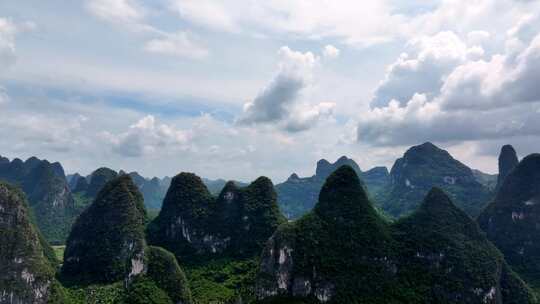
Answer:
358, 14, 540, 147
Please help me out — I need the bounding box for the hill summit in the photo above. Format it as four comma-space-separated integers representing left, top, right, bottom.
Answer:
257, 165, 535, 303
380, 142, 491, 217
147, 172, 285, 262
0, 182, 67, 303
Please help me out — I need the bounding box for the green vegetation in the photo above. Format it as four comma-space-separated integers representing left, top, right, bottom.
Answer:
0, 156, 78, 244
186, 258, 259, 304
147, 172, 285, 262
53, 245, 66, 263
84, 167, 119, 199
275, 156, 390, 219
257, 166, 535, 303
61, 175, 147, 285
478, 154, 540, 290
379, 142, 492, 218
0, 182, 69, 303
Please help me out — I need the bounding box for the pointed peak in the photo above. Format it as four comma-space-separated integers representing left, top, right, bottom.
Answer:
316, 165, 370, 216
323, 165, 362, 189
96, 174, 138, 200
498, 153, 540, 194
411, 187, 476, 230
92, 167, 118, 176
317, 159, 331, 166
336, 155, 350, 162
420, 187, 456, 211
25, 156, 40, 164
167, 172, 212, 200
287, 173, 300, 181
172, 172, 206, 186
220, 180, 239, 193
501, 144, 516, 152
249, 176, 274, 190
406, 142, 443, 154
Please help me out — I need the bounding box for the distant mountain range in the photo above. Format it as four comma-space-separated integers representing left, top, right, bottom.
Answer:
2, 143, 540, 304
275, 142, 498, 219
275, 156, 390, 218
0, 142, 502, 244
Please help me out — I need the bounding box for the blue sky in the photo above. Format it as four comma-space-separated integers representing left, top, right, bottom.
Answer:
1, 0, 540, 182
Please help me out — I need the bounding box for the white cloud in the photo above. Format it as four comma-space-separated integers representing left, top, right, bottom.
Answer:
467, 30, 490, 45
237, 46, 335, 131
322, 44, 340, 59
169, 0, 238, 32
86, 0, 208, 59
166, 1, 407, 47
86, 0, 146, 26
0, 18, 17, 70
144, 31, 209, 59
237, 46, 317, 124
370, 31, 479, 108
358, 18, 540, 147
103, 115, 190, 157
284, 101, 336, 132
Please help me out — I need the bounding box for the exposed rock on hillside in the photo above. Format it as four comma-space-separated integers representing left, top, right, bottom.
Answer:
61, 175, 147, 285
256, 166, 535, 303
0, 182, 67, 303
478, 153, 540, 287
496, 144, 519, 191
147, 172, 285, 262
380, 142, 491, 217
0, 156, 75, 243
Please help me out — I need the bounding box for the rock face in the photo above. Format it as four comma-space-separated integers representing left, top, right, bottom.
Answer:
380, 142, 491, 217
496, 145, 519, 191
478, 154, 540, 286
256, 166, 535, 303
275, 156, 390, 219
61, 175, 193, 302
0, 156, 75, 244
62, 175, 147, 285
0, 182, 65, 304
147, 172, 285, 261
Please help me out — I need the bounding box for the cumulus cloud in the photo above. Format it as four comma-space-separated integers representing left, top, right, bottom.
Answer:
102, 115, 190, 157
238, 46, 316, 124
144, 31, 208, 59
237, 46, 334, 131
370, 31, 483, 108
322, 45, 340, 58
358, 19, 540, 147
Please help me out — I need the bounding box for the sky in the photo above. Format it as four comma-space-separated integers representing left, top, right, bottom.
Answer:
1, 0, 540, 183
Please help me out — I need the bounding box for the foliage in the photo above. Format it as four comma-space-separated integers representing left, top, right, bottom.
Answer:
186, 257, 259, 304
0, 181, 68, 303
147, 172, 285, 262
275, 156, 390, 219
147, 246, 193, 304
61, 175, 147, 285
478, 154, 540, 289
85, 167, 119, 199
0, 156, 77, 244
257, 166, 535, 303
379, 142, 492, 218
